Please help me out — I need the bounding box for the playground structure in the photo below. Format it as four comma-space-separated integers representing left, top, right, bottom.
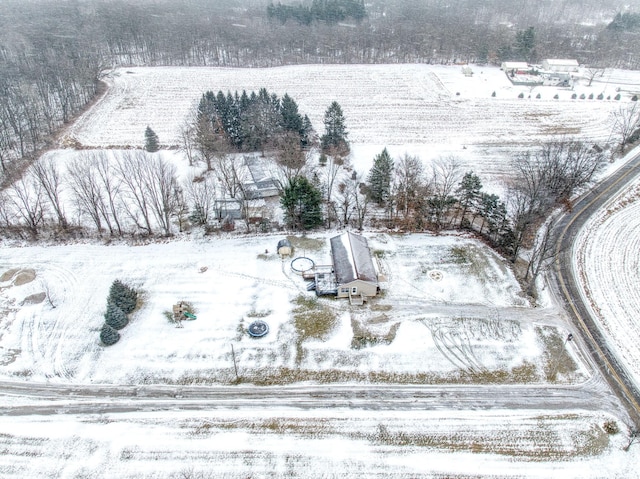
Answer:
172, 301, 197, 327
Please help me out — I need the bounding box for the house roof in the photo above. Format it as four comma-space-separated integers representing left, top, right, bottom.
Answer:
543, 59, 579, 66
330, 232, 377, 284
501, 62, 529, 70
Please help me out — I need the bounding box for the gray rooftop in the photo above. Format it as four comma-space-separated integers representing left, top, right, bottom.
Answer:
330, 232, 377, 284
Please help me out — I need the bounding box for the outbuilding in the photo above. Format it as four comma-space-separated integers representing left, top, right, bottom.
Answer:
277, 238, 293, 257
541, 59, 579, 72
501, 61, 530, 73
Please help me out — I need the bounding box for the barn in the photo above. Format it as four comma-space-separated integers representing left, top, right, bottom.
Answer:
541, 59, 579, 72
330, 231, 380, 304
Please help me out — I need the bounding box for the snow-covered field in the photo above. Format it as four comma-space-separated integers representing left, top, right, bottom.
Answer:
575, 175, 640, 388
2, 63, 640, 477
0, 408, 635, 479
66, 64, 639, 186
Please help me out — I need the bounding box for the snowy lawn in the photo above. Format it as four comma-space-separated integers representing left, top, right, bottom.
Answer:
0, 233, 583, 386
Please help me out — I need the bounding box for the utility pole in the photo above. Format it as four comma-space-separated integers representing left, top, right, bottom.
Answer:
231, 344, 239, 381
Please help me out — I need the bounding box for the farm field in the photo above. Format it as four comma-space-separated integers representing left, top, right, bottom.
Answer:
66, 64, 639, 186
575, 174, 640, 388
2, 63, 640, 477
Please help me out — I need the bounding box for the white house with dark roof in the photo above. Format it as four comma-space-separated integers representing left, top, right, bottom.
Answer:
329, 231, 380, 303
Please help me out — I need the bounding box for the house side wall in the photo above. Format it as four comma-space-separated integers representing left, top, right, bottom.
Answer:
336, 280, 378, 298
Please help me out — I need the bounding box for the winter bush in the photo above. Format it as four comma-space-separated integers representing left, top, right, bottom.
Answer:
100, 324, 121, 346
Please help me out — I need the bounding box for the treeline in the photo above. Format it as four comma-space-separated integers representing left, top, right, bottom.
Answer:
607, 12, 640, 31
267, 0, 366, 25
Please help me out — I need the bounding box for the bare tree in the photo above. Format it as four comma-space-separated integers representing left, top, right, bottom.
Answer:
31, 156, 68, 230
427, 156, 461, 230
319, 145, 349, 229
66, 154, 108, 235
94, 151, 125, 237
213, 154, 249, 200
115, 151, 155, 235
336, 170, 369, 230
524, 222, 557, 296
584, 66, 605, 87
184, 171, 218, 226
393, 153, 425, 229
7, 174, 46, 238
611, 103, 640, 153
133, 152, 180, 236
179, 105, 198, 167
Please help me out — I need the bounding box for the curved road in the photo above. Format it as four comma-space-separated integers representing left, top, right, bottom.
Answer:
553, 151, 640, 427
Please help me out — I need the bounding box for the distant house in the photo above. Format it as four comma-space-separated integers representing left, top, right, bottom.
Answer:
541, 59, 579, 73
330, 232, 380, 304
501, 61, 530, 74
244, 156, 280, 199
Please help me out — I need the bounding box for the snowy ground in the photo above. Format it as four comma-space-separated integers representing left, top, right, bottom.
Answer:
65, 64, 639, 188
2, 64, 640, 477
0, 408, 636, 479
575, 174, 640, 388
0, 232, 567, 385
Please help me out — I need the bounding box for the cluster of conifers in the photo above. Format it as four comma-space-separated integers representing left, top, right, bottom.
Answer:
100, 280, 138, 346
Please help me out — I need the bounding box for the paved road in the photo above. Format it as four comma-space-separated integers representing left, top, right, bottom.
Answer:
0, 378, 622, 417
553, 151, 640, 427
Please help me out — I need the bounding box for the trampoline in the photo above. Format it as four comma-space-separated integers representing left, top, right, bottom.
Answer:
248, 320, 269, 338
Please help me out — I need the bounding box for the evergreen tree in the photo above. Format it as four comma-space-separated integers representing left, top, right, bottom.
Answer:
100, 323, 121, 346
108, 280, 138, 314
514, 27, 536, 62
144, 126, 160, 152
280, 94, 304, 135
281, 176, 324, 230
104, 300, 129, 330
366, 148, 394, 206
456, 171, 483, 227
321, 101, 349, 153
